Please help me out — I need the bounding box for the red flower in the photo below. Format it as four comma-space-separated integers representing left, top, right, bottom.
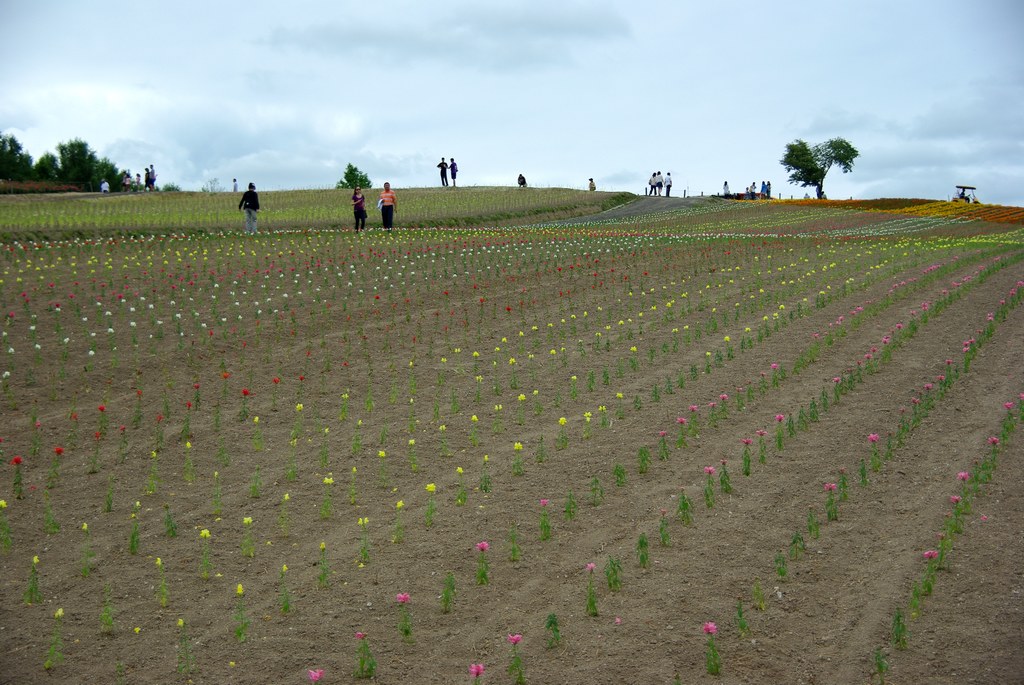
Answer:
10, 456, 23, 466
54, 447, 64, 456
98, 405, 106, 412
242, 388, 250, 397
272, 377, 280, 384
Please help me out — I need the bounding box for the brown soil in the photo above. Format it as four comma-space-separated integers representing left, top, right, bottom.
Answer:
0, 225, 1021, 685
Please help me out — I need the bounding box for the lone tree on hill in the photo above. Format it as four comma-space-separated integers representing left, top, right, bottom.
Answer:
337, 163, 371, 190
780, 137, 859, 199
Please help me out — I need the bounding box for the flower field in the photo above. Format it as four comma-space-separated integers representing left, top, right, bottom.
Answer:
1, 192, 1022, 684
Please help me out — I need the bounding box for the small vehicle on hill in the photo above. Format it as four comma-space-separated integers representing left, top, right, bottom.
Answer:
951, 185, 979, 203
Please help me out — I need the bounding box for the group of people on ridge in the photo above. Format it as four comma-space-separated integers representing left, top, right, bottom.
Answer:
647, 171, 672, 196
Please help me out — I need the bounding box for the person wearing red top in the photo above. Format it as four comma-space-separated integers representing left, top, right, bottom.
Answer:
379, 182, 397, 231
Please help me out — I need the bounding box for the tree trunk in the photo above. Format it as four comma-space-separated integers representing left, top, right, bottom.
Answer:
815, 183, 824, 199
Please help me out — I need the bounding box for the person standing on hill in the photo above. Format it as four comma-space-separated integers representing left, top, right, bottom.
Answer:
588, 178, 596, 191
449, 158, 458, 187
437, 158, 449, 187
379, 181, 397, 230
665, 172, 673, 197
238, 182, 260, 234
148, 164, 157, 190
351, 186, 367, 232
723, 181, 730, 197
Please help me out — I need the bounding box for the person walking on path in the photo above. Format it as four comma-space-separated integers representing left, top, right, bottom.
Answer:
379, 182, 397, 230
664, 172, 673, 197
449, 158, 458, 187
233, 178, 239, 192
351, 186, 367, 232
437, 158, 449, 187
238, 182, 260, 234
648, 172, 656, 196
148, 165, 157, 190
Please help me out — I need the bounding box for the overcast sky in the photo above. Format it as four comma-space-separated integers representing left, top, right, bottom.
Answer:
2, 1, 1022, 205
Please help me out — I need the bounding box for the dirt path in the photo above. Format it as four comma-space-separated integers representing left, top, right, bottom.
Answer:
547, 195, 721, 224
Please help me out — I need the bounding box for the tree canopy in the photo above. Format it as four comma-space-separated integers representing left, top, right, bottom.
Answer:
337, 163, 371, 190
780, 138, 859, 199
1, 130, 130, 191
0, 133, 34, 180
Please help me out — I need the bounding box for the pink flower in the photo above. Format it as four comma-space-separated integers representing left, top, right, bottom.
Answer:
676, 416, 687, 424
980, 515, 988, 521
823, 482, 837, 492
614, 616, 622, 625
741, 438, 753, 445
949, 495, 961, 504
476, 541, 489, 553
355, 631, 367, 639
395, 592, 410, 604
308, 668, 325, 682
1005, 402, 1015, 410
922, 550, 939, 560
539, 498, 549, 507
469, 663, 485, 678
708, 401, 717, 409
775, 414, 785, 423
658, 430, 667, 437
923, 383, 933, 391
507, 633, 522, 645
719, 394, 729, 401
689, 405, 699, 413
987, 437, 999, 445
770, 363, 779, 370
585, 562, 596, 573
867, 433, 879, 443
702, 621, 718, 635
756, 429, 767, 437
956, 471, 970, 481
704, 465, 716, 475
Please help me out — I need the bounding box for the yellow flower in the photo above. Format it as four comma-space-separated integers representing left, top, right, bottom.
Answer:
471, 415, 478, 422
134, 627, 140, 634
54, 608, 64, 619
200, 529, 211, 538
508, 357, 516, 365
456, 466, 464, 475
253, 416, 259, 424
723, 336, 731, 342
320, 541, 326, 551
236, 584, 244, 597
282, 493, 290, 502
616, 393, 623, 400
396, 500, 404, 510
0, 500, 6, 509
408, 439, 416, 446
559, 417, 567, 426
378, 450, 386, 458
155, 557, 162, 568
439, 424, 446, 432
483, 454, 489, 463
185, 441, 192, 449
513, 442, 523, 451
323, 477, 334, 485
358, 517, 368, 527
352, 466, 357, 474
425, 483, 436, 493
295, 403, 304, 412
243, 517, 253, 526
517, 394, 526, 402
282, 564, 288, 573
177, 618, 185, 628
81, 522, 88, 532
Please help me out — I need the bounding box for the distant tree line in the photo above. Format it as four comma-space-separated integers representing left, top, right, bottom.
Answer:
0, 131, 127, 192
